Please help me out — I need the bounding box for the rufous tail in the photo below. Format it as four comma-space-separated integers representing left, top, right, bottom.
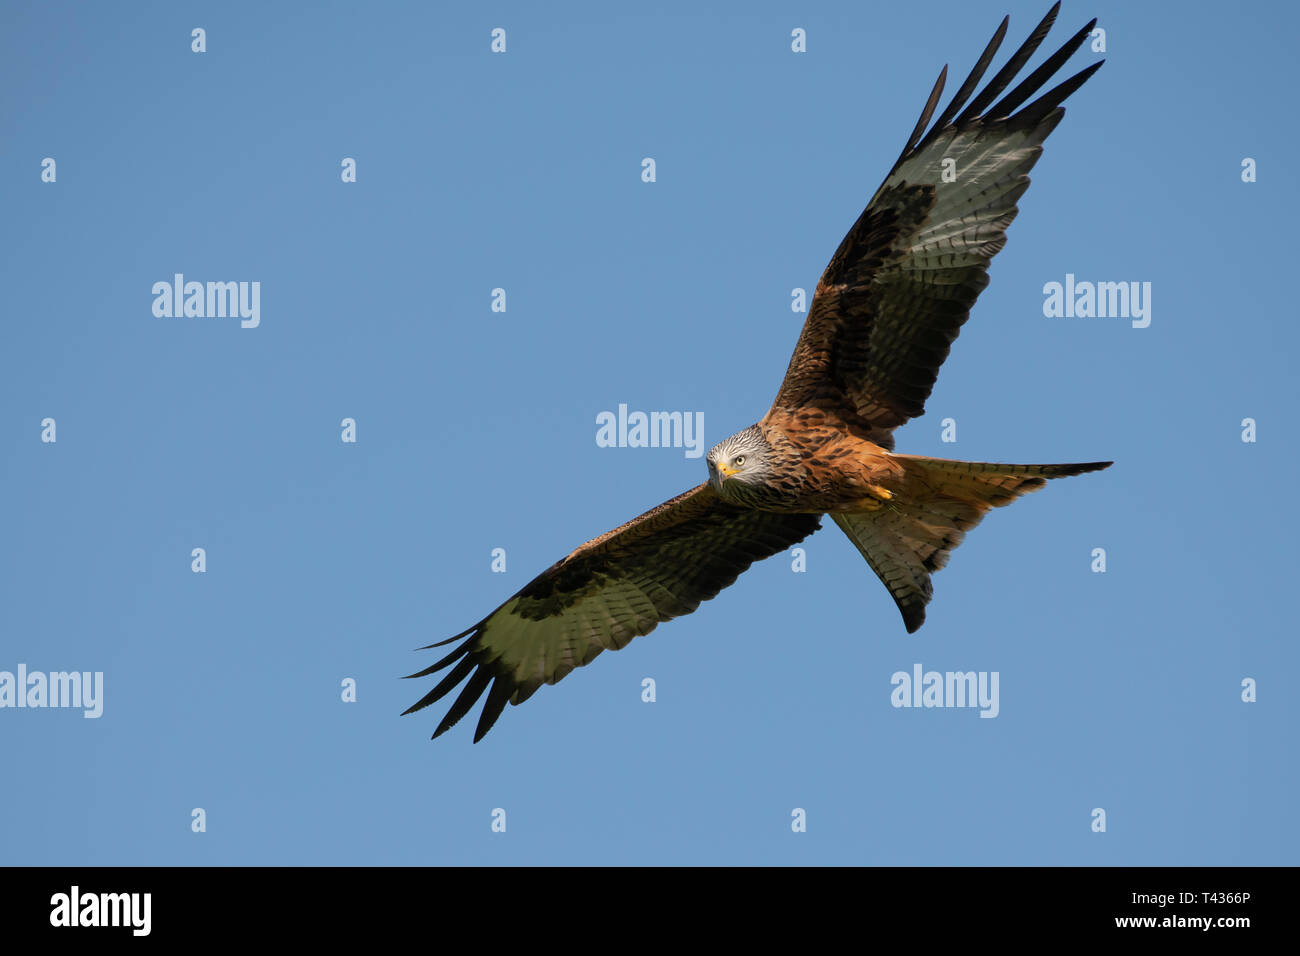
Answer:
833, 455, 1111, 632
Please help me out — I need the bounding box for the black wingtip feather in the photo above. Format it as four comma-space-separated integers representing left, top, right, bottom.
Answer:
417, 623, 479, 651
898, 65, 948, 165
402, 650, 478, 716
402, 635, 474, 681
988, 17, 1098, 120
1017, 60, 1105, 126
428, 653, 479, 701
901, 6, 1101, 170
954, 3, 1060, 125
918, 15, 1009, 151
473, 678, 514, 743
434, 668, 493, 738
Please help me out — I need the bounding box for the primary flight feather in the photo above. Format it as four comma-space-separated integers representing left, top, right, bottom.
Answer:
407, 3, 1110, 742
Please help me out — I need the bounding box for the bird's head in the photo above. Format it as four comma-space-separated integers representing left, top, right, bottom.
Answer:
706, 425, 772, 496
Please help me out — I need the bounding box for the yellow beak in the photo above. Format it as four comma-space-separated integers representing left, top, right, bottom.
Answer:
717, 462, 738, 479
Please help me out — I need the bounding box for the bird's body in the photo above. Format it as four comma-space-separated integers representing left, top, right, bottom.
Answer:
408, 3, 1113, 742
709, 419, 899, 513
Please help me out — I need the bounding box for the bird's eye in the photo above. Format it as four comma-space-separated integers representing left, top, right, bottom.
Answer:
734, 456, 745, 466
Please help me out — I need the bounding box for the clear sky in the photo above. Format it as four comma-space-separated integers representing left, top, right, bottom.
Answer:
2, 0, 1295, 865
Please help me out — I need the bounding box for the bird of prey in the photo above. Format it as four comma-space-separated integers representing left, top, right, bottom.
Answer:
407, 4, 1111, 742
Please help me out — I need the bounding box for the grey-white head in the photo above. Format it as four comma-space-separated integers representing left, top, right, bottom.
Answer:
706, 424, 774, 496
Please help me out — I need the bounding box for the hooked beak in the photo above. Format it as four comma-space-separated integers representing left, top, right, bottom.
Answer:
710, 462, 733, 492
714, 462, 739, 493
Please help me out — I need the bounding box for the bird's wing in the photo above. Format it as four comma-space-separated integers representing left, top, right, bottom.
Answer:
766, 3, 1102, 449
405, 483, 821, 742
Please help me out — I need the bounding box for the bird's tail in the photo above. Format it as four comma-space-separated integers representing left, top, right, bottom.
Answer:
833, 455, 1111, 633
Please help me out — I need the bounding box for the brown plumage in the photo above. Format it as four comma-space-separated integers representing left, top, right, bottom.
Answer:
408, 3, 1111, 742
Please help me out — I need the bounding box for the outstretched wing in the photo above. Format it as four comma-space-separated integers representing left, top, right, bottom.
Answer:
405, 483, 821, 742
767, 3, 1102, 449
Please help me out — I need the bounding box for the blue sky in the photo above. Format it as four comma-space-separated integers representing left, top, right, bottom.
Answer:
1, 0, 1295, 865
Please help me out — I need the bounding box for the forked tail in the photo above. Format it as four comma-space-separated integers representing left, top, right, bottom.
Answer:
834, 455, 1111, 632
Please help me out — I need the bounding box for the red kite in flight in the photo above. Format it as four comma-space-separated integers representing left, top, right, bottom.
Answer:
408, 4, 1110, 741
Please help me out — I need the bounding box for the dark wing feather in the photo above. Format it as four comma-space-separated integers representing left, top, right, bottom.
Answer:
404, 483, 821, 742
767, 6, 1102, 449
